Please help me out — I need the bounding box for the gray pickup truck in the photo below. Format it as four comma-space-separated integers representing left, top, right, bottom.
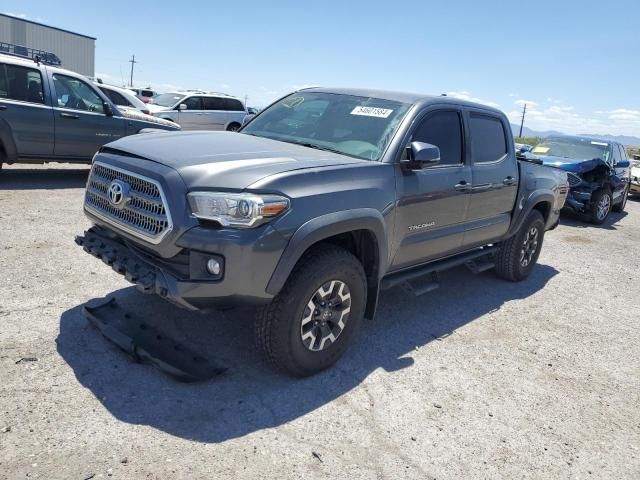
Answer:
76, 88, 568, 376
0, 53, 179, 171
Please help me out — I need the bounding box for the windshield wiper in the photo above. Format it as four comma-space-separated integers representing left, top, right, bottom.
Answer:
286, 141, 361, 159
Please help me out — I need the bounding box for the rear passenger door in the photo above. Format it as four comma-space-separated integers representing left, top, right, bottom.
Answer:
391, 107, 472, 269
462, 110, 518, 247
0, 62, 54, 157
201, 97, 227, 130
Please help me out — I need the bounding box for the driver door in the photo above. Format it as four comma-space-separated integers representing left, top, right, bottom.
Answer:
51, 73, 125, 160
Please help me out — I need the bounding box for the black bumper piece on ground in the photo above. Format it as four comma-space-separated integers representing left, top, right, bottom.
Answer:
83, 297, 226, 382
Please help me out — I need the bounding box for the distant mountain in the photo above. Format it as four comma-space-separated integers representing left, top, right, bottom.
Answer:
511, 124, 640, 146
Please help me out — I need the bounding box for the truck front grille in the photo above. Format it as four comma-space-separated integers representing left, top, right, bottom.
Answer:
84, 162, 172, 244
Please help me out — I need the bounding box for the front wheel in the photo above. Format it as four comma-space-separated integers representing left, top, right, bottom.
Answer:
590, 188, 612, 224
255, 244, 366, 376
226, 123, 241, 132
495, 210, 545, 282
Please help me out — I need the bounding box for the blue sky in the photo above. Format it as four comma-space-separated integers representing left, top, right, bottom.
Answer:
4, 0, 640, 136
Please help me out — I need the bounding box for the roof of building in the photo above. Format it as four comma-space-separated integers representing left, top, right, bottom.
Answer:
0, 13, 96, 40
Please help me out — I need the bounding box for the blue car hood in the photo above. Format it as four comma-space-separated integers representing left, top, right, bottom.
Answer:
524, 153, 608, 174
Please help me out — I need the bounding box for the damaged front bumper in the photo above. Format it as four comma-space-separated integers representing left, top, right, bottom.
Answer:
75, 226, 280, 311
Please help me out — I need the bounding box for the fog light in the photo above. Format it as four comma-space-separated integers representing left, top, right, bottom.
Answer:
206, 258, 221, 276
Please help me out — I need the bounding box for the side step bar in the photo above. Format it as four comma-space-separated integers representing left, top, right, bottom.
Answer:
381, 246, 497, 291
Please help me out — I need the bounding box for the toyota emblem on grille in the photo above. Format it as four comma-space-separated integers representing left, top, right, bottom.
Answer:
107, 180, 129, 208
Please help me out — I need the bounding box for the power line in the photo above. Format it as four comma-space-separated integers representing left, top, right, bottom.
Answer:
519, 103, 527, 137
128, 55, 137, 87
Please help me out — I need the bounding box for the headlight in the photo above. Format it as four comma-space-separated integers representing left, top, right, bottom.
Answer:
187, 192, 289, 228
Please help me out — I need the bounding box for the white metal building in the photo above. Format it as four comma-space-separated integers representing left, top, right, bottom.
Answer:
0, 13, 95, 76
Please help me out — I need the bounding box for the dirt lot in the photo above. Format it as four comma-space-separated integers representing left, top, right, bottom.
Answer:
1, 163, 639, 480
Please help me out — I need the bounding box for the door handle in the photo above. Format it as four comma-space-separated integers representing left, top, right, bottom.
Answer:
503, 176, 517, 186
454, 181, 470, 192
60, 112, 80, 119
0, 105, 6, 111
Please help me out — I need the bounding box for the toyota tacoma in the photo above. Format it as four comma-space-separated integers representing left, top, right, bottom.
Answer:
76, 88, 568, 376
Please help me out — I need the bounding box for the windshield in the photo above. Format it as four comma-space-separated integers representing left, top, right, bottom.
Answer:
531, 138, 611, 162
241, 92, 411, 161
153, 93, 185, 107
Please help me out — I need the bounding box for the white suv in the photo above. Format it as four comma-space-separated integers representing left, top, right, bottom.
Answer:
147, 91, 247, 131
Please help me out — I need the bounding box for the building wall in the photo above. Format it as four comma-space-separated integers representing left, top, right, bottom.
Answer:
0, 16, 95, 77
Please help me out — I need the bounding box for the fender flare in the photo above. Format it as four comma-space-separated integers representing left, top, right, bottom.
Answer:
265, 208, 388, 296
0, 117, 18, 163
506, 190, 556, 237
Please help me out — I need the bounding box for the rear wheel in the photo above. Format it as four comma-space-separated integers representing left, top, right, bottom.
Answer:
590, 188, 612, 224
612, 185, 629, 213
495, 210, 545, 282
255, 244, 366, 376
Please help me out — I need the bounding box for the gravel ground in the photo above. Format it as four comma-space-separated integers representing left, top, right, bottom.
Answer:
1, 163, 639, 480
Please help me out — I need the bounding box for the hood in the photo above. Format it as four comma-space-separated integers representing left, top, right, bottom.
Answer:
102, 131, 364, 189
524, 153, 609, 174
145, 103, 170, 113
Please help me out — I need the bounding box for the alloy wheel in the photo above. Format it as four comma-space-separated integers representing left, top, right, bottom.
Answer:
300, 280, 351, 352
519, 226, 539, 268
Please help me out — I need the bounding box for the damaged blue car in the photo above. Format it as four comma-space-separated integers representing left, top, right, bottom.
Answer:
524, 136, 631, 224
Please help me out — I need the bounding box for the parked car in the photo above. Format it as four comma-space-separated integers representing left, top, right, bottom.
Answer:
76, 87, 568, 377
95, 82, 151, 115
146, 91, 247, 131
0, 52, 179, 171
630, 158, 640, 196
525, 136, 631, 223
129, 87, 157, 104
514, 142, 532, 154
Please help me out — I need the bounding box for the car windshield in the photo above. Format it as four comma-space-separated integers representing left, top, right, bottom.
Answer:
531, 138, 611, 162
153, 93, 185, 107
241, 92, 411, 161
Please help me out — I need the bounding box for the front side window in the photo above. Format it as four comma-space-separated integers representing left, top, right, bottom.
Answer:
242, 92, 411, 161
469, 114, 507, 163
101, 88, 129, 107
53, 74, 104, 113
0, 63, 45, 104
410, 110, 463, 166
182, 96, 203, 110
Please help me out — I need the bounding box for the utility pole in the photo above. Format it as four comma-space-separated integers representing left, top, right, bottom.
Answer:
128, 55, 137, 88
244, 95, 248, 107
518, 103, 527, 137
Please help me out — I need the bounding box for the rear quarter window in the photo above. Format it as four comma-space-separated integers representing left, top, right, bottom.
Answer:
469, 114, 508, 163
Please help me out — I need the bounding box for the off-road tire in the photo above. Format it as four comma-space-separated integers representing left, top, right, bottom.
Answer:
495, 210, 545, 282
612, 185, 629, 213
255, 244, 367, 377
590, 188, 612, 224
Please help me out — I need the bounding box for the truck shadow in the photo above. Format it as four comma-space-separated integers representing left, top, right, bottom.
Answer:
0, 167, 89, 190
57, 264, 558, 443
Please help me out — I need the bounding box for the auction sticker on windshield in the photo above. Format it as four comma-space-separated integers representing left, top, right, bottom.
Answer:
351, 106, 393, 118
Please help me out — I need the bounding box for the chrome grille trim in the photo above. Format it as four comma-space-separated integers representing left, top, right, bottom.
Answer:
84, 161, 173, 244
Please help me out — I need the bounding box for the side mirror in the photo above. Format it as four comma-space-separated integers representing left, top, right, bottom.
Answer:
103, 102, 114, 116
179, 103, 187, 111
614, 160, 630, 168
401, 142, 440, 170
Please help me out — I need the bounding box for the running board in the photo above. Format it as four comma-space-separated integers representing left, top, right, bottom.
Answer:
83, 297, 227, 382
381, 246, 497, 291
402, 272, 440, 296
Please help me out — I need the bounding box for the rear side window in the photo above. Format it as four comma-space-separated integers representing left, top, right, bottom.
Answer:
223, 99, 245, 111
0, 63, 45, 104
469, 114, 507, 163
203, 97, 225, 110
617, 144, 627, 162
411, 110, 463, 166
